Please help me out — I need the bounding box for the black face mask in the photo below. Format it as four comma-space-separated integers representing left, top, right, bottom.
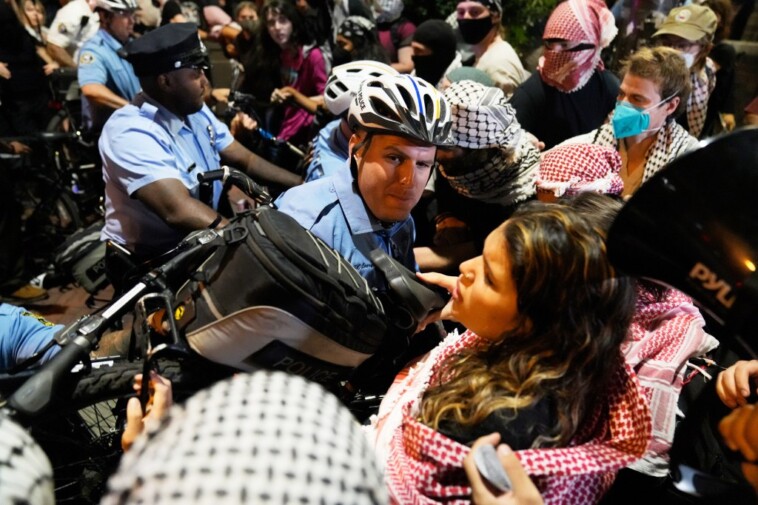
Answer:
332, 45, 353, 66
440, 147, 500, 176
458, 16, 494, 45
412, 54, 446, 85
239, 19, 257, 34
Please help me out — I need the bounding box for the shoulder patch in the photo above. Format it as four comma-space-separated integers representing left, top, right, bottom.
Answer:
20, 310, 56, 327
58, 23, 68, 33
79, 52, 95, 65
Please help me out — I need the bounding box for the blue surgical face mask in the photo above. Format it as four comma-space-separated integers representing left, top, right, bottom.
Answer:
611, 95, 674, 139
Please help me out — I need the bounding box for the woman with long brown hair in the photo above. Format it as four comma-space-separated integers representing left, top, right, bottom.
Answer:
370, 202, 649, 503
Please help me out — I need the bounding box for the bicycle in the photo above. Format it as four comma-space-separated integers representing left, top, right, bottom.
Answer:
1, 166, 444, 503
4, 131, 103, 278
0, 168, 277, 503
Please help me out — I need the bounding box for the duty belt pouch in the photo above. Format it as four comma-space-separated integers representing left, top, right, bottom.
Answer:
174, 207, 387, 389
53, 220, 108, 294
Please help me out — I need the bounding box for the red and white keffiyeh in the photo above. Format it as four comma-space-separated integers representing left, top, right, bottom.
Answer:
539, 0, 618, 93
623, 287, 719, 477
537, 144, 624, 197
369, 330, 652, 505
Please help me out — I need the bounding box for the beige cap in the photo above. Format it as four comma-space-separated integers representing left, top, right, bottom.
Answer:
653, 5, 718, 41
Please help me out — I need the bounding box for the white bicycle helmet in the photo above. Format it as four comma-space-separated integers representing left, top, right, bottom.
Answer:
324, 60, 398, 116
95, 0, 137, 12
347, 74, 454, 146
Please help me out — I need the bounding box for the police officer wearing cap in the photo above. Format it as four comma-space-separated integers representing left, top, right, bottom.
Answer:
78, 0, 141, 132
100, 22, 302, 263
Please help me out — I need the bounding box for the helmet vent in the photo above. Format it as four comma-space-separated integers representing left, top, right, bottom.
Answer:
369, 97, 401, 124
395, 86, 417, 116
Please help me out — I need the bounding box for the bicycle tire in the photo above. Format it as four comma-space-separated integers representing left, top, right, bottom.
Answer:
21, 181, 83, 270
27, 359, 213, 504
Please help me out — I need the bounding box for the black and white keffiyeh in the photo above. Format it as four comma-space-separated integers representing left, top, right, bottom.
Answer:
591, 119, 697, 184
0, 415, 54, 505
685, 58, 716, 138
338, 15, 376, 40
103, 372, 387, 505
440, 80, 539, 206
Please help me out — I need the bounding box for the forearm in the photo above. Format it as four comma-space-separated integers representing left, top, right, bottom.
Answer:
245, 155, 302, 187
134, 179, 229, 234
35, 46, 55, 65
80, 83, 130, 109
222, 141, 302, 187
47, 43, 76, 67
160, 197, 228, 231
392, 46, 414, 74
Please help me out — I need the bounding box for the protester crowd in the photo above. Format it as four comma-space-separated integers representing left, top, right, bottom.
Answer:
1, 0, 758, 503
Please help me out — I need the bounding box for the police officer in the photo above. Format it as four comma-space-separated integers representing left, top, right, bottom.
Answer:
47, 0, 100, 68
100, 22, 302, 264
78, 0, 141, 132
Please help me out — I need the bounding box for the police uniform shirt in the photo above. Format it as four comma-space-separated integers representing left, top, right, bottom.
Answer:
275, 171, 417, 291
100, 92, 233, 257
47, 0, 100, 57
78, 29, 140, 130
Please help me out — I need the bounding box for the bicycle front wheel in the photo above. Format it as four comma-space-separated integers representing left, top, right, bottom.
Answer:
28, 359, 203, 504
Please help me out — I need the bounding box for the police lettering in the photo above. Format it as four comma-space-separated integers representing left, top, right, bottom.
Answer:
689, 262, 736, 308
272, 356, 340, 383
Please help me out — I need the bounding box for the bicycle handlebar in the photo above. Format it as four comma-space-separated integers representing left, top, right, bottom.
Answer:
198, 166, 273, 207
6, 228, 227, 419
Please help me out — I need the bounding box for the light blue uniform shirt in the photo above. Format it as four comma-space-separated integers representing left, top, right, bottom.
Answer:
77, 29, 140, 131
304, 118, 350, 182
0, 304, 62, 371
275, 171, 417, 291
100, 93, 234, 258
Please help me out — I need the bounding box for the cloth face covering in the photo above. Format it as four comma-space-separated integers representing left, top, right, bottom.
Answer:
540, 46, 597, 93
611, 96, 672, 139
373, 0, 403, 23
458, 16, 493, 44
539, 0, 618, 93
412, 19, 457, 85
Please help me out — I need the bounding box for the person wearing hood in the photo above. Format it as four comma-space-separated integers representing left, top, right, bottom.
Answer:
415, 80, 540, 272
510, 0, 620, 150
373, 0, 415, 73
652, 4, 719, 139
333, 15, 388, 66
454, 0, 528, 94
411, 19, 461, 90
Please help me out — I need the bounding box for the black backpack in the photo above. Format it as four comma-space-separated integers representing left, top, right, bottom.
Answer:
172, 207, 388, 390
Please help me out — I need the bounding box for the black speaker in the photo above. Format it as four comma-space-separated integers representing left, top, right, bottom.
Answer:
608, 126, 758, 356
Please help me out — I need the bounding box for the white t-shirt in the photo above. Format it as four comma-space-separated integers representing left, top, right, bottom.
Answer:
476, 37, 529, 96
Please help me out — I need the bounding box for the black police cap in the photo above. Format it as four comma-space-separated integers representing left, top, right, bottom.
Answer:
125, 22, 209, 77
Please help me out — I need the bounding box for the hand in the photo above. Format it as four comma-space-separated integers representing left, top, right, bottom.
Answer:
719, 404, 758, 493
721, 113, 736, 132
121, 371, 173, 451
270, 87, 293, 104
7, 141, 31, 154
463, 433, 544, 505
716, 360, 758, 408
525, 132, 545, 152
211, 87, 230, 104
433, 215, 470, 247
230, 111, 258, 137
0, 61, 10, 80
414, 271, 457, 331
43, 61, 60, 76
